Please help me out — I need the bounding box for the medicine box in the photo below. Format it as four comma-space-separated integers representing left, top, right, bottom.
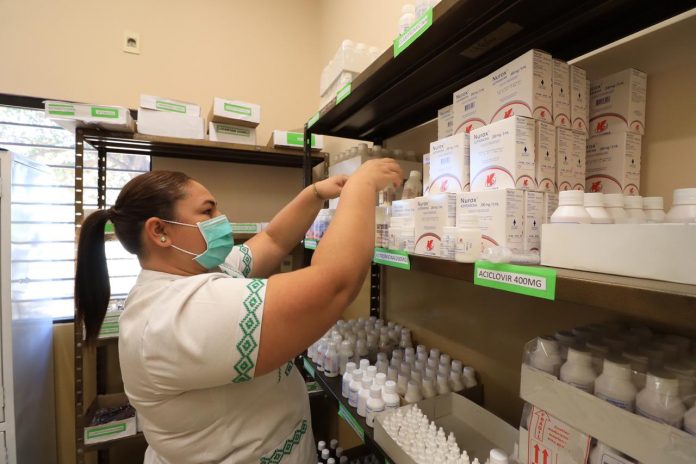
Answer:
452, 77, 489, 134
45, 101, 135, 133
571, 130, 586, 191
137, 109, 205, 140
552, 59, 571, 128
84, 393, 137, 445
437, 105, 454, 140
428, 132, 470, 194
208, 122, 257, 146
570, 65, 589, 135
589, 68, 647, 136
414, 194, 456, 257
269, 130, 324, 150
139, 94, 200, 117
470, 116, 536, 191
374, 393, 518, 464
488, 49, 553, 123
556, 127, 574, 191
585, 132, 641, 195
391, 199, 418, 220
208, 98, 261, 127
534, 120, 557, 192
455, 189, 524, 251
543, 192, 559, 224
524, 191, 544, 252
520, 363, 696, 464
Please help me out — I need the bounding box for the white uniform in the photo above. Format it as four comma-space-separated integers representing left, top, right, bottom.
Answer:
119, 245, 316, 464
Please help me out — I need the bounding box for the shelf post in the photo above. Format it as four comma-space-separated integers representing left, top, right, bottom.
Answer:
74, 128, 86, 464
303, 124, 313, 268
370, 263, 381, 318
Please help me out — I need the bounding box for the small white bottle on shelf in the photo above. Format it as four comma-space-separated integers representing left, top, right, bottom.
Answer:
454, 216, 482, 263
623, 195, 647, 223
529, 337, 562, 377
665, 188, 696, 223
348, 369, 363, 407
366, 385, 385, 427
550, 190, 592, 224
449, 370, 465, 392
357, 377, 373, 417
462, 367, 477, 388
594, 358, 638, 411
489, 448, 509, 464
643, 196, 666, 223
436, 373, 451, 395
404, 380, 423, 404
636, 373, 686, 427
560, 347, 597, 393
583, 192, 614, 224
342, 362, 356, 398
603, 193, 630, 224
325, 341, 340, 377
383, 380, 401, 411
339, 340, 354, 375
402, 170, 423, 200
422, 377, 437, 398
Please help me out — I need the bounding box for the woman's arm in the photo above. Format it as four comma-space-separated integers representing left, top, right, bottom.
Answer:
254, 159, 403, 376
244, 175, 348, 277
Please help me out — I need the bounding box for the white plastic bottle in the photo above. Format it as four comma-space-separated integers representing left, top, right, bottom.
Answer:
455, 215, 482, 263
366, 385, 385, 427
685, 403, 696, 435
404, 380, 423, 404
325, 341, 340, 377
586, 341, 610, 374
594, 359, 637, 411
415, 0, 429, 17
449, 370, 465, 392
401, 170, 423, 200
357, 377, 373, 417
550, 190, 592, 223
603, 193, 629, 224
462, 366, 477, 388
342, 362, 356, 398
436, 373, 451, 395
348, 369, 363, 407
560, 347, 597, 393
636, 374, 686, 427
529, 337, 562, 377
643, 196, 666, 223
422, 377, 437, 398
398, 4, 416, 35
489, 449, 509, 464
583, 193, 614, 224
623, 195, 647, 223
621, 350, 649, 390
383, 380, 401, 411
665, 188, 696, 223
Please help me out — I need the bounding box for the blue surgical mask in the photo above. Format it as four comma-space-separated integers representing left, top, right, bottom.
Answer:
163, 215, 234, 270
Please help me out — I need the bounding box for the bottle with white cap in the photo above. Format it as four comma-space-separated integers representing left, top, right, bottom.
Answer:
436, 373, 451, 395
489, 448, 509, 464
404, 380, 423, 404
366, 385, 385, 427
623, 195, 647, 223
325, 341, 340, 377
642, 196, 666, 223
383, 380, 401, 410
636, 373, 686, 427
583, 192, 613, 224
550, 190, 592, 223
594, 358, 638, 411
462, 366, 477, 388
666, 188, 696, 223
338, 340, 354, 375
529, 337, 563, 377
401, 170, 423, 200
560, 347, 597, 393
621, 350, 649, 389
455, 215, 482, 262
665, 362, 696, 407
357, 377, 373, 417
321, 449, 330, 463
348, 369, 363, 407
387, 365, 398, 383
603, 193, 629, 223
586, 341, 610, 374
375, 352, 389, 375
342, 362, 356, 398
449, 370, 465, 392
422, 377, 437, 398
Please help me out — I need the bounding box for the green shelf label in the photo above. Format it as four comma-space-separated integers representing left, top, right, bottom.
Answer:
336, 82, 351, 105
303, 357, 316, 378
474, 261, 557, 300
393, 8, 433, 57
86, 423, 127, 439
373, 248, 410, 270
338, 403, 365, 442
223, 103, 252, 116
304, 239, 317, 250
307, 111, 320, 129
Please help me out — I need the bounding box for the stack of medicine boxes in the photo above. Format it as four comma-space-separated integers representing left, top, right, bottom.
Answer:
208, 98, 261, 146
137, 94, 206, 139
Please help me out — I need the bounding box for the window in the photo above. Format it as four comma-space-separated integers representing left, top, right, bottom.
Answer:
0, 103, 150, 320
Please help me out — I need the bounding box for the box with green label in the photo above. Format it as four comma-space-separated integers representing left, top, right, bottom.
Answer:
97, 310, 122, 339
137, 109, 205, 140
45, 101, 135, 132
269, 130, 324, 151
208, 122, 256, 146
209, 97, 260, 127
84, 393, 137, 445
139, 94, 200, 117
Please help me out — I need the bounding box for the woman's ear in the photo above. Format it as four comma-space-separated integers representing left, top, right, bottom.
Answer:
144, 217, 170, 248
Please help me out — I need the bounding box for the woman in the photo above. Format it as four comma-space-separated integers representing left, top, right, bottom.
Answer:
75, 158, 403, 464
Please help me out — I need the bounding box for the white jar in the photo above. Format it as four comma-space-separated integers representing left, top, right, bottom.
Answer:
349, 369, 363, 407
594, 359, 637, 411
643, 196, 666, 223
623, 195, 647, 223
685, 404, 696, 435
560, 347, 597, 393
665, 362, 696, 408
636, 374, 686, 427
550, 190, 591, 223
603, 194, 629, 223
441, 226, 457, 260
455, 215, 482, 262
489, 449, 509, 464
342, 362, 356, 398
666, 188, 696, 223
529, 337, 563, 377
383, 380, 401, 411
357, 377, 373, 417
339, 340, 354, 375
586, 341, 610, 374
366, 385, 385, 427
583, 193, 614, 224
404, 380, 423, 404
621, 350, 649, 390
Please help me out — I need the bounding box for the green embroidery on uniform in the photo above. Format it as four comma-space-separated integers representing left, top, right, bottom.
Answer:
232, 279, 265, 383
278, 362, 294, 383
259, 420, 308, 464
237, 244, 252, 277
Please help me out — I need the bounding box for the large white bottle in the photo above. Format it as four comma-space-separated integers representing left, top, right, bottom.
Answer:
342, 362, 356, 398
594, 359, 637, 411
383, 380, 401, 411
560, 347, 597, 393
401, 170, 423, 199
348, 369, 363, 407
529, 337, 563, 377
366, 385, 385, 427
636, 374, 686, 427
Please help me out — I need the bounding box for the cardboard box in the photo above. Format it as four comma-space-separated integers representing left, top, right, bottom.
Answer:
452, 77, 489, 134
269, 130, 324, 150
571, 130, 586, 191
84, 393, 137, 445
208, 122, 256, 146
535, 120, 557, 192
589, 68, 647, 136
570, 66, 588, 134
470, 116, 536, 191
428, 132, 470, 194
45, 101, 135, 132
137, 108, 205, 139
414, 194, 456, 257
455, 190, 525, 251
208, 97, 260, 127
541, 223, 696, 285
391, 199, 418, 219
524, 191, 544, 252
437, 105, 454, 139
374, 393, 518, 464
488, 49, 553, 123
556, 127, 574, 191
139, 94, 200, 117
544, 192, 559, 224
552, 60, 571, 128
520, 363, 696, 464
518, 404, 591, 464
585, 132, 641, 195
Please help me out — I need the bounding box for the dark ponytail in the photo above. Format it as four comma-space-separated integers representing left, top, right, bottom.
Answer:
75, 171, 192, 345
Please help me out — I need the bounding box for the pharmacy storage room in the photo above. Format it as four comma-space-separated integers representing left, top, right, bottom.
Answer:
1, 1, 696, 463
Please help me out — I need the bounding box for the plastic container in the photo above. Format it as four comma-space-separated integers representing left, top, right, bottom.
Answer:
357, 377, 373, 417
643, 196, 666, 223
454, 215, 482, 262
462, 366, 477, 388
665, 188, 696, 223
441, 226, 457, 260
348, 369, 363, 407
636, 374, 686, 427
436, 373, 451, 395
449, 370, 465, 392
623, 195, 647, 223
401, 170, 423, 200
366, 385, 385, 427
339, 340, 354, 375
621, 350, 649, 390
560, 347, 597, 393
586, 341, 610, 374
603, 193, 630, 223
529, 337, 563, 377
583, 192, 614, 224
551, 190, 592, 223
594, 358, 638, 411
404, 380, 423, 404
382, 380, 401, 411
342, 362, 356, 398
421, 377, 437, 398
489, 449, 509, 464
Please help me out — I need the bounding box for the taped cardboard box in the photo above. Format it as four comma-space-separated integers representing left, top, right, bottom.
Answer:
208, 97, 260, 127
45, 101, 135, 133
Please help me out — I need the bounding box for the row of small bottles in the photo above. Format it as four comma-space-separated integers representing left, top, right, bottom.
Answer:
316, 438, 380, 464
329, 143, 422, 166
525, 323, 696, 435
